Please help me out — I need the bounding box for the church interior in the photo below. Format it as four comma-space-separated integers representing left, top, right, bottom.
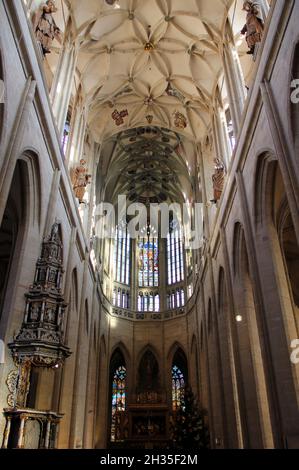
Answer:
0, 0, 299, 450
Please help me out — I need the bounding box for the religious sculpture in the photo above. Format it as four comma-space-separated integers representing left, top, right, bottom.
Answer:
212, 158, 226, 203
33, 0, 62, 56
241, 1, 264, 55
71, 159, 92, 203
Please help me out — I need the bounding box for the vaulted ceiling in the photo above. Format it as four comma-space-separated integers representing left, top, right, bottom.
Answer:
98, 126, 195, 204
48, 0, 253, 144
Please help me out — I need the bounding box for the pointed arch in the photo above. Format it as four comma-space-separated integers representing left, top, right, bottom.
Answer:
254, 151, 278, 226
109, 347, 127, 444
0, 156, 40, 337
137, 348, 160, 393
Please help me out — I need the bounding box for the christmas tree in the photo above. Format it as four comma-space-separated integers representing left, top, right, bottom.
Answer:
170, 385, 210, 449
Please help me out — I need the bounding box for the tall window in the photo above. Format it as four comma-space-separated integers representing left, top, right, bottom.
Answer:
138, 292, 160, 312
111, 365, 126, 442
225, 108, 235, 152
172, 365, 185, 411
167, 228, 184, 285
138, 236, 159, 287
167, 289, 185, 309
113, 289, 130, 309
114, 225, 131, 285
62, 116, 71, 156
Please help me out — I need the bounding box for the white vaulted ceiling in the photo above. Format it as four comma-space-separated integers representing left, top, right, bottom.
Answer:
49, 0, 252, 143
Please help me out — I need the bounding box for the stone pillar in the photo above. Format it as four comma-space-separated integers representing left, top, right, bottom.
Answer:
50, 25, 78, 138
159, 237, 167, 311
44, 420, 51, 449
17, 416, 26, 448
131, 239, 137, 311
212, 106, 231, 168
66, 91, 88, 168
222, 42, 246, 136
2, 417, 12, 449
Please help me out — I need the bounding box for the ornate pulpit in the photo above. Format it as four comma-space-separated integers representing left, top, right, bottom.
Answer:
2, 223, 70, 449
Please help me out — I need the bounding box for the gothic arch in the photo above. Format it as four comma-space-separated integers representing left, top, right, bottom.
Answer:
136, 343, 160, 368
0, 156, 40, 338
231, 222, 273, 448
167, 342, 187, 364
232, 221, 247, 278
108, 347, 128, 444
137, 349, 160, 393
171, 346, 188, 382
110, 342, 131, 372
216, 266, 239, 448
254, 152, 278, 226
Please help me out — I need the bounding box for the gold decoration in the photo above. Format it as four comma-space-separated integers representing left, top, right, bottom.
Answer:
146, 115, 154, 124
173, 111, 187, 130
144, 42, 154, 52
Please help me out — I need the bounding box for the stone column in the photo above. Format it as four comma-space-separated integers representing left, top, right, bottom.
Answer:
17, 416, 26, 448
212, 106, 231, 168
66, 91, 88, 168
50, 25, 78, 138
2, 417, 12, 449
131, 239, 137, 311
159, 237, 167, 311
222, 42, 246, 137
44, 420, 51, 449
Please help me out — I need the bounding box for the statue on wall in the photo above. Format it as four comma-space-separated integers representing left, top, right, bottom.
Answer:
71, 159, 92, 203
212, 158, 226, 203
241, 1, 264, 55
33, 0, 62, 56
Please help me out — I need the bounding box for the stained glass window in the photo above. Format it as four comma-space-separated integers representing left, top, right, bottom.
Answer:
167, 289, 185, 310
172, 365, 185, 412
114, 225, 131, 285
138, 236, 159, 287
167, 228, 184, 285
112, 289, 130, 309
137, 293, 160, 312
111, 365, 126, 442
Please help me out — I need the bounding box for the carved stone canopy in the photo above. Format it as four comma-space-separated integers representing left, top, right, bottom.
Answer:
8, 223, 71, 368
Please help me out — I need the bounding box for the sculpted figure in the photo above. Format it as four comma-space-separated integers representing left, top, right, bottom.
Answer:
212, 158, 226, 203
241, 1, 264, 55
33, 0, 62, 55
72, 159, 91, 203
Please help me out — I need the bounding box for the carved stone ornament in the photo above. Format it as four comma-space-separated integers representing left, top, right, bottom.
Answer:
173, 111, 187, 129
8, 223, 71, 368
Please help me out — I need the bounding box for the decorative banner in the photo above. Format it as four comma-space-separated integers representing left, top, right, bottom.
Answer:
112, 109, 129, 126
